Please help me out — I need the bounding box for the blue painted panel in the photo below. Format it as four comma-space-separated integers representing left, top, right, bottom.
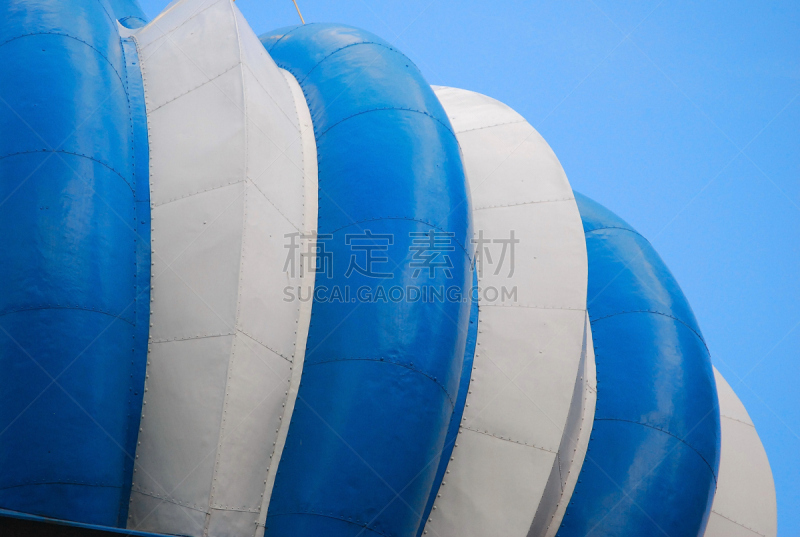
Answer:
261, 25, 380, 81
0, 0, 149, 527
271, 360, 453, 537
0, 309, 136, 522
578, 194, 699, 333
262, 25, 452, 135
302, 220, 471, 398
592, 313, 719, 472
0, 0, 124, 72
0, 35, 132, 245
119, 33, 151, 528
558, 193, 720, 537
563, 420, 716, 536
312, 112, 470, 261
262, 24, 473, 537
262, 25, 468, 241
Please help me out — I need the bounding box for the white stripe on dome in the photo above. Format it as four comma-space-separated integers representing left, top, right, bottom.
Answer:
254, 68, 318, 537
704, 368, 777, 537
530, 312, 597, 537
426, 86, 592, 537
126, 1, 316, 535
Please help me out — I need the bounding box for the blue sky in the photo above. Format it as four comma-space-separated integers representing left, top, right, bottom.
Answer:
140, 0, 800, 533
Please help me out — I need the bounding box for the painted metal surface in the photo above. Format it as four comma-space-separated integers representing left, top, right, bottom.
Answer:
119, 31, 152, 529
260, 25, 473, 537
704, 368, 777, 537
0, 3, 775, 535
126, 1, 312, 535
560, 193, 721, 537
255, 67, 319, 537
0, 0, 149, 527
416, 270, 480, 537
426, 87, 590, 537
530, 312, 597, 537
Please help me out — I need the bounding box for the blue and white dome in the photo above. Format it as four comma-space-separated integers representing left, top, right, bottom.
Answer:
0, 1, 777, 536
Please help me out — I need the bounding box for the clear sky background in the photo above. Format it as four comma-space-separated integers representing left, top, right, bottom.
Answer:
139, 0, 800, 533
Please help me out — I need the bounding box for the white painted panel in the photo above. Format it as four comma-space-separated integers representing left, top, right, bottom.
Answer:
459, 122, 573, 210
242, 64, 305, 231
531, 313, 597, 537
135, 0, 215, 49
254, 68, 319, 537
146, 67, 245, 206
235, 182, 300, 360
432, 85, 524, 134
128, 1, 315, 535
704, 369, 777, 537
236, 6, 306, 232
206, 332, 292, 534
128, 487, 207, 535
705, 512, 767, 537
464, 306, 585, 453
132, 335, 234, 514
428, 87, 591, 537
150, 183, 245, 341
425, 428, 555, 537
475, 201, 587, 310
137, 0, 239, 103
715, 367, 754, 426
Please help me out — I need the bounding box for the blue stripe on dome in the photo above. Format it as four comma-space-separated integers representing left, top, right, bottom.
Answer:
118, 32, 150, 528
0, 0, 149, 527
558, 193, 720, 537
261, 24, 473, 537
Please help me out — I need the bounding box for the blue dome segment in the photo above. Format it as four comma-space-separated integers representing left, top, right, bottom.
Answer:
302, 226, 472, 399
261, 24, 468, 241
260, 24, 452, 131
261, 24, 386, 84
0, 0, 149, 527
577, 193, 720, 466
262, 24, 473, 537
1, 0, 124, 69
119, 32, 150, 529
565, 420, 717, 536
559, 193, 720, 537
577, 194, 701, 336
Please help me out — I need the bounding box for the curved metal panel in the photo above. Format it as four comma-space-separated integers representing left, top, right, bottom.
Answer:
704, 368, 777, 537
261, 24, 473, 537
530, 313, 597, 537
119, 32, 152, 529
424, 87, 589, 537
126, 2, 312, 535
416, 270, 479, 537
0, 0, 149, 526
255, 66, 320, 537
559, 193, 721, 537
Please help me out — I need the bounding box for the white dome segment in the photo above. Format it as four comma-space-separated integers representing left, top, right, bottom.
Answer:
705, 368, 777, 537
427, 87, 594, 537
126, 0, 317, 534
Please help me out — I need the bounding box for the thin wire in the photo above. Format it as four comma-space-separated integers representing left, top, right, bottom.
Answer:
292, 0, 305, 24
